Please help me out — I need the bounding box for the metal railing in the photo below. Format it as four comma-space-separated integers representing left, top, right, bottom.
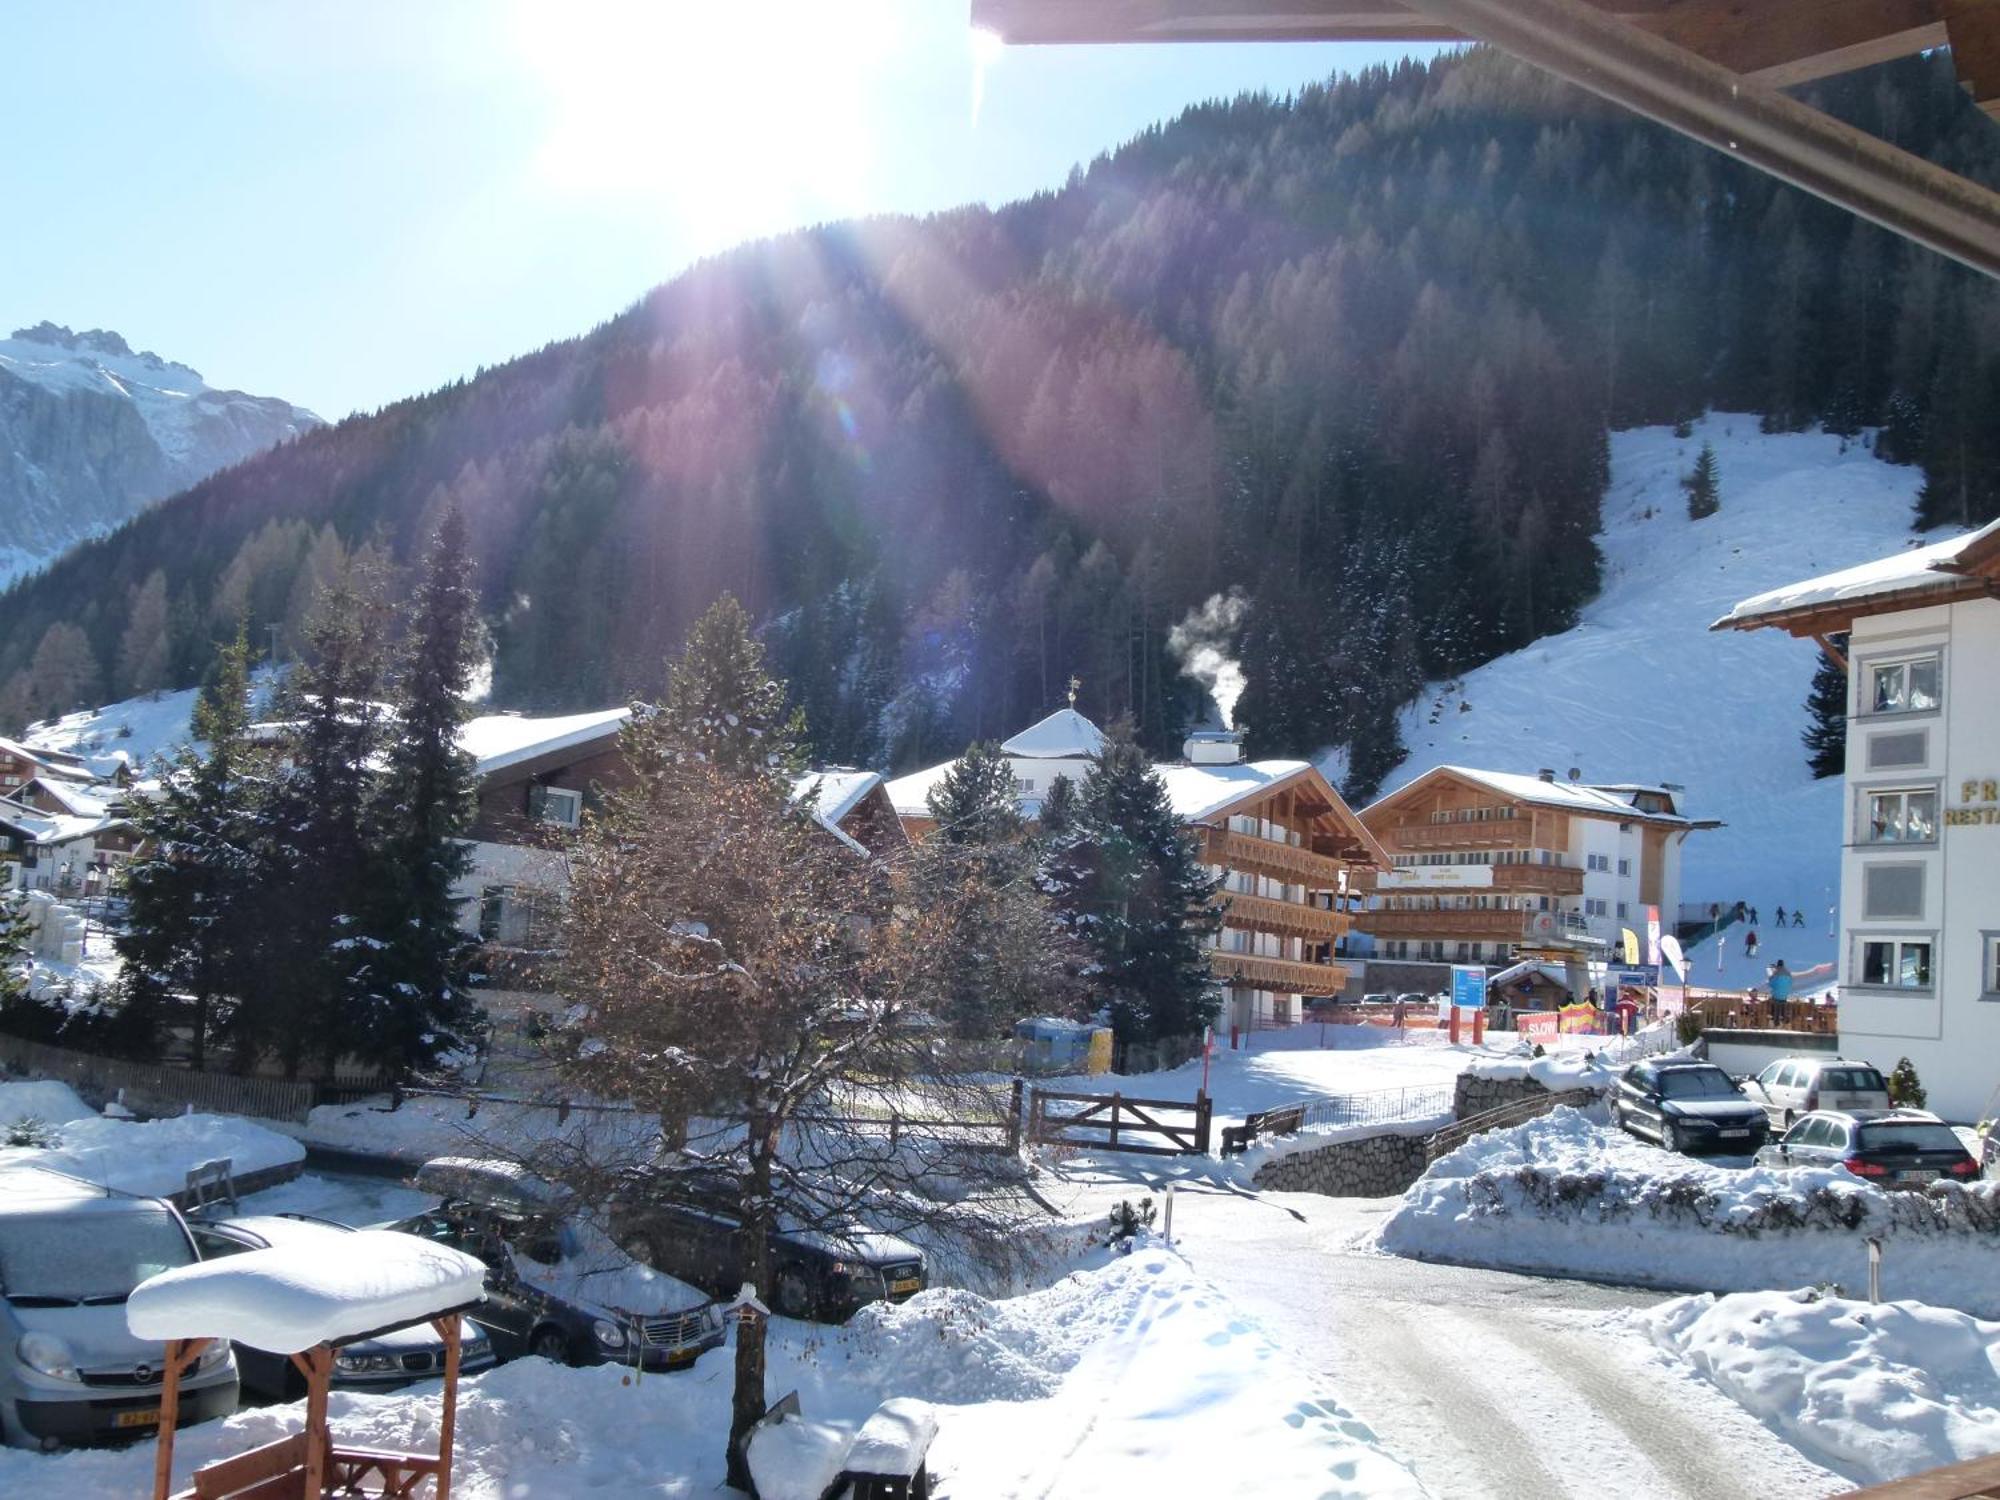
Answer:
1221, 1082, 1457, 1155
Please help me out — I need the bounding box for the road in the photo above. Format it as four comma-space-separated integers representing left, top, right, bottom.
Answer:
1041, 1171, 1843, 1499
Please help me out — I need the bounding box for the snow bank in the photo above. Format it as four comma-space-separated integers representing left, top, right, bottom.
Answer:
1380, 1109, 2000, 1314
3, 1247, 1419, 1499
128, 1232, 487, 1353
0, 1109, 305, 1197
0, 1078, 97, 1131
1641, 1289, 2000, 1486
1460, 1047, 1624, 1093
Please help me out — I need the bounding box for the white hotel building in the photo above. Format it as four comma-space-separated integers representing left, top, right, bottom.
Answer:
1719, 516, 2000, 1124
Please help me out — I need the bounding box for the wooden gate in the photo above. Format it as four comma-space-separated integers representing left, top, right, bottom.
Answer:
1025, 1088, 1212, 1156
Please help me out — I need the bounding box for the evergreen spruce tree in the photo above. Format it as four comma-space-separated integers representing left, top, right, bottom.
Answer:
1684, 442, 1721, 519
634, 594, 805, 781
1802, 647, 1849, 780
117, 627, 264, 1069
1043, 720, 1222, 1048
916, 742, 1078, 1037
0, 888, 32, 1007
360, 507, 483, 1075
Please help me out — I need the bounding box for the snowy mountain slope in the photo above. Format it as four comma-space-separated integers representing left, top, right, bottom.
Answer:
0, 323, 320, 587
1347, 414, 1945, 993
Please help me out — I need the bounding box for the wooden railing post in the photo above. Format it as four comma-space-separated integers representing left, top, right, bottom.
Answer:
1008, 1078, 1024, 1152
1194, 1090, 1213, 1153
1109, 1093, 1122, 1150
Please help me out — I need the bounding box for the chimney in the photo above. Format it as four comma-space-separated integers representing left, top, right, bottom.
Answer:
1186, 731, 1243, 766
1538, 767, 1556, 782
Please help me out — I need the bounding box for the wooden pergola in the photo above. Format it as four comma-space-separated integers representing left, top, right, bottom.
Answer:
970, 0, 2000, 280
127, 1232, 488, 1500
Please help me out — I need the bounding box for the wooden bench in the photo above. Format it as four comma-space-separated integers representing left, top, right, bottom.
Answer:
172, 1432, 308, 1500
839, 1398, 938, 1500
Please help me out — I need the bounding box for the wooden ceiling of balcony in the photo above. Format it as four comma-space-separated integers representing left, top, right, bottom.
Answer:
972, 0, 2000, 279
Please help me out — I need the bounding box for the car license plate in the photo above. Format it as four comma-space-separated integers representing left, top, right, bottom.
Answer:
889, 1277, 921, 1296
1721, 1129, 1749, 1138
115, 1408, 162, 1429
1900, 1170, 1938, 1183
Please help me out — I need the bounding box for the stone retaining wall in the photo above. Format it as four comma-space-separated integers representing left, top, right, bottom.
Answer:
1249, 1129, 1432, 1196
1453, 1072, 1564, 1119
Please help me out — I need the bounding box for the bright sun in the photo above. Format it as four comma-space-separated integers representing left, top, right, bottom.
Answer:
512, 0, 901, 249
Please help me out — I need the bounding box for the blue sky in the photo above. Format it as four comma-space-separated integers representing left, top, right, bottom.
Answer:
1, 3, 1431, 420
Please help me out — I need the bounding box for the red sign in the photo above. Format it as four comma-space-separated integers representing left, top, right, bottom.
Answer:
1518, 1011, 1560, 1042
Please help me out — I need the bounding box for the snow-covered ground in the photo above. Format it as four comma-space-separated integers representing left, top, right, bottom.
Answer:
1639, 1290, 2000, 1487
0, 1249, 1424, 1499
1379, 1108, 2000, 1315
1355, 416, 1939, 994
0, 1078, 303, 1197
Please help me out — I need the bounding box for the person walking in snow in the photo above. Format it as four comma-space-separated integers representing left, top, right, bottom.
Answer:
1768, 959, 1794, 1028
1750, 906, 1759, 925
1792, 908, 1805, 928
1775, 904, 1788, 926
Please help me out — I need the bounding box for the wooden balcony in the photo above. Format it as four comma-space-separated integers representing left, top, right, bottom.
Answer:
1220, 889, 1352, 941
1199, 827, 1356, 886
1383, 819, 1535, 850
1363, 908, 1537, 940
1208, 951, 1350, 995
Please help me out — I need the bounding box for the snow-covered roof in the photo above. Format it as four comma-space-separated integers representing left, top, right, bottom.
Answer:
1156, 759, 1313, 822
0, 735, 96, 782
0, 798, 124, 846
127, 1229, 486, 1354
1371, 766, 1691, 825
1000, 708, 1105, 760
884, 762, 954, 820
21, 777, 113, 818
791, 769, 879, 829
1716, 516, 2000, 630
459, 708, 631, 778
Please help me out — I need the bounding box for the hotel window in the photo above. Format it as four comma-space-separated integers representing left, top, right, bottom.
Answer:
1859, 937, 1932, 990
1862, 787, 1937, 843
1866, 654, 1941, 715
1587, 854, 1610, 872
1617, 858, 1630, 877
1985, 933, 2000, 999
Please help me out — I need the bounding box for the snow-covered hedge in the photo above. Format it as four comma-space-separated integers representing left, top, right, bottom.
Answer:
1641, 1290, 2000, 1486
1379, 1109, 2000, 1314
0, 1103, 305, 1198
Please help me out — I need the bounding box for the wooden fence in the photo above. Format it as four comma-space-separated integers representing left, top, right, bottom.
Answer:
0, 1033, 320, 1123
1025, 1087, 1213, 1156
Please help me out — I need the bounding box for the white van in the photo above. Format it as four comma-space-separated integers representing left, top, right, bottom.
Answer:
0, 1166, 238, 1448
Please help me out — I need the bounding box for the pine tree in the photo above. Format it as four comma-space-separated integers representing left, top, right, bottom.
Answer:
358, 507, 483, 1075
0, 888, 32, 1007
117, 570, 171, 698
1802, 647, 1848, 780
630, 594, 805, 782
926, 740, 1022, 846
1684, 442, 1721, 519
1043, 720, 1223, 1047
117, 627, 264, 1069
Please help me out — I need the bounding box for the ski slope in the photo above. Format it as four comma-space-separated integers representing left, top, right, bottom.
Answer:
1355, 414, 1941, 993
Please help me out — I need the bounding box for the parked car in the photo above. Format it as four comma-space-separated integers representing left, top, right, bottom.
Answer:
1753, 1110, 1982, 1186
389, 1157, 724, 1373
1737, 1057, 1891, 1128
1360, 992, 1396, 1007
186, 1213, 494, 1398
1609, 1060, 1770, 1155
610, 1171, 928, 1322
0, 1165, 237, 1448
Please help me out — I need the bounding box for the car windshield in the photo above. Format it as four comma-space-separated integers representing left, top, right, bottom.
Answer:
1857, 1123, 1964, 1154
1659, 1069, 1739, 1099
0, 1208, 193, 1305
1821, 1068, 1886, 1092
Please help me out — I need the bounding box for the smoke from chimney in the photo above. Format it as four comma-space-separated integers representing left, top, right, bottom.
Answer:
1168, 589, 1248, 729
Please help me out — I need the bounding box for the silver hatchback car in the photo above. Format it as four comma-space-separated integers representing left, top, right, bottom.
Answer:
0, 1166, 238, 1448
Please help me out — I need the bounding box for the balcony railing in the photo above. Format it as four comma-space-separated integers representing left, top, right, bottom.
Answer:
1198, 827, 1355, 887
1362, 864, 1585, 896
1362, 908, 1602, 944
1208, 951, 1349, 995
1218, 889, 1352, 941
1384, 819, 1535, 850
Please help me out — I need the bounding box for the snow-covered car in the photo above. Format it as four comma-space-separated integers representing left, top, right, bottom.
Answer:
186, 1213, 494, 1397
1608, 1060, 1769, 1155
1736, 1057, 1890, 1128
0, 1165, 237, 1449
610, 1171, 928, 1322
1752, 1110, 1982, 1187
391, 1157, 724, 1372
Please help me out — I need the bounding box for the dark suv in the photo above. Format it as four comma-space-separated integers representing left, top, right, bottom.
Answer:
1754, 1110, 1982, 1187
1610, 1060, 1769, 1155
609, 1172, 927, 1322
389, 1157, 723, 1372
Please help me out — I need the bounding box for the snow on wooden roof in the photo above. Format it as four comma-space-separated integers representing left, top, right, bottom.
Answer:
1000, 708, 1106, 760
1715, 516, 2000, 634
1156, 758, 1313, 822
1368, 765, 1691, 825
459, 708, 631, 778
127, 1230, 486, 1354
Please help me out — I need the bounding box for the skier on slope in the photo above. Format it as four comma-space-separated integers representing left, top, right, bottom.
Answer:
1776, 904, 1788, 926
1745, 928, 1760, 958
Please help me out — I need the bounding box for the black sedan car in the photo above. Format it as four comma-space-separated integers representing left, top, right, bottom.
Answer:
187, 1214, 495, 1398
610, 1172, 927, 1322
1754, 1110, 1983, 1187
390, 1157, 724, 1372
1609, 1060, 1769, 1155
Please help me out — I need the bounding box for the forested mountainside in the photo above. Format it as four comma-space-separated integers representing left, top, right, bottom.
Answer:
1, 49, 1994, 796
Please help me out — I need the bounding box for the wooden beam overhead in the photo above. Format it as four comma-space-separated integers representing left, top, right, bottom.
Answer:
973, 0, 2000, 277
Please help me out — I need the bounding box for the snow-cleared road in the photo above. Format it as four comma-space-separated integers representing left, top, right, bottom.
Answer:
1049, 1174, 1844, 1499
